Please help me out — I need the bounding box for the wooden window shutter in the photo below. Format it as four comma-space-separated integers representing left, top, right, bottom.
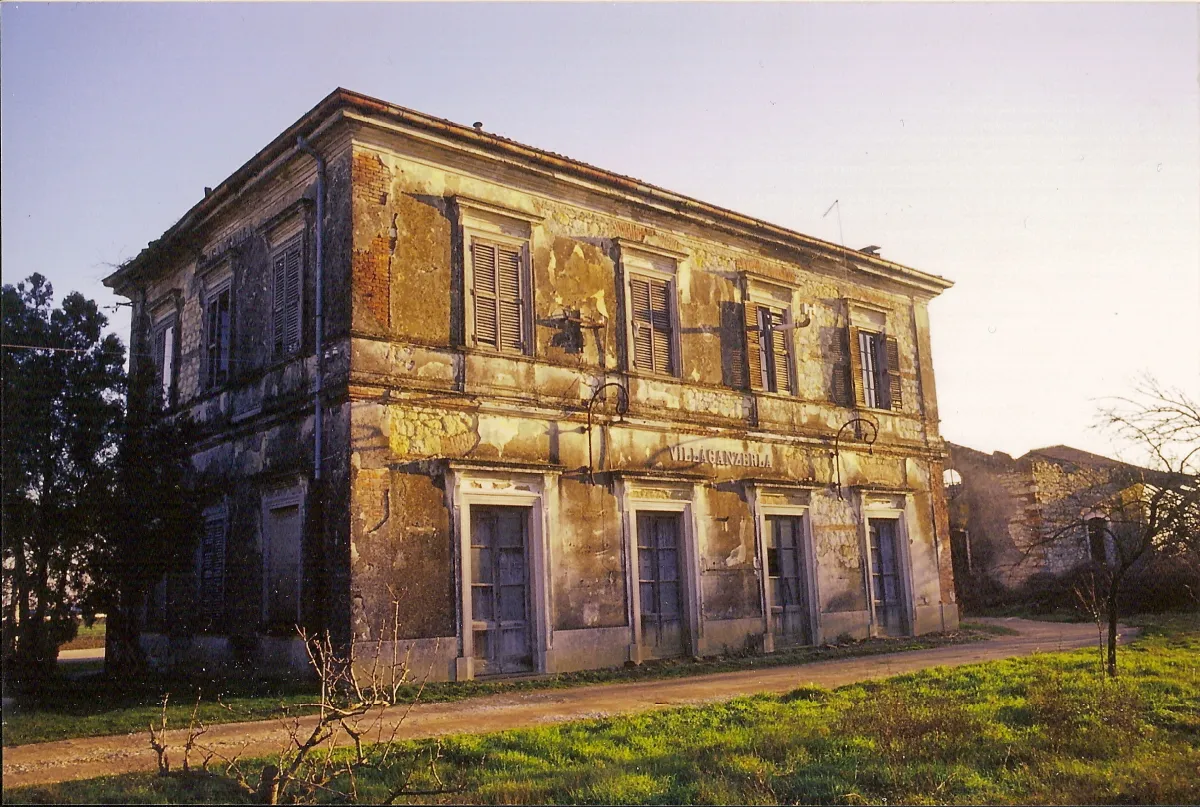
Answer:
745, 302, 764, 390
217, 291, 231, 385
205, 297, 219, 389
153, 325, 167, 381
830, 326, 852, 406
200, 509, 227, 622
272, 252, 288, 356
649, 279, 673, 374
497, 244, 524, 352
471, 240, 499, 349
283, 245, 302, 354
884, 336, 902, 411
848, 326, 866, 407
630, 277, 654, 371
770, 309, 792, 394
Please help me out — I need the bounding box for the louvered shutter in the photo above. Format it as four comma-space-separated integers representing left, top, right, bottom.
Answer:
884, 336, 902, 411
217, 291, 231, 385
153, 324, 166, 385
200, 509, 226, 623
630, 277, 654, 370
745, 302, 764, 390
272, 252, 288, 356
284, 246, 302, 354
205, 298, 219, 389
770, 310, 792, 394
848, 326, 866, 407
830, 326, 851, 406
472, 241, 499, 349
649, 279, 673, 374
497, 244, 524, 352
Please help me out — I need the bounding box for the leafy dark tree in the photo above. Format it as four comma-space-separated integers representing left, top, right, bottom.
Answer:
92, 346, 201, 676
2, 274, 125, 681
1038, 378, 1199, 677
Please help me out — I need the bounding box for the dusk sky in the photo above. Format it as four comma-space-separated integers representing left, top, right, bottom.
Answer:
3, 3, 1197, 464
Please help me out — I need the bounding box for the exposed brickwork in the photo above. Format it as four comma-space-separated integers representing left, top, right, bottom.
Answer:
352, 234, 391, 330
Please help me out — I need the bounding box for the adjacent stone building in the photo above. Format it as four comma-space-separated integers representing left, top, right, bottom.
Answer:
105, 88, 958, 680
945, 443, 1139, 599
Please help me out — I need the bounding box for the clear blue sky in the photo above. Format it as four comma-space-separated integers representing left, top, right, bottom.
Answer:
3, 2, 1197, 462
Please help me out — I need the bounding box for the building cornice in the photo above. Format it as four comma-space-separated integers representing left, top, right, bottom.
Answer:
106, 88, 954, 300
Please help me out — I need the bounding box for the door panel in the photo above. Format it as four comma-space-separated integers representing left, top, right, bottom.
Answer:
470, 506, 533, 674
869, 519, 907, 636
637, 512, 686, 658
766, 515, 811, 646
265, 504, 302, 629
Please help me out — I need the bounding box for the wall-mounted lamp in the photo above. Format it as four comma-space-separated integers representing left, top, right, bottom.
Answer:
387, 214, 399, 253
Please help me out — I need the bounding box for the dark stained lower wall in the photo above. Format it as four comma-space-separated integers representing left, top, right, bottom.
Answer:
554, 478, 627, 631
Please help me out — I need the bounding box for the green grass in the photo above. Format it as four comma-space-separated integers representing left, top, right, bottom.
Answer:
58, 619, 106, 651
2, 625, 989, 747
8, 613, 1199, 805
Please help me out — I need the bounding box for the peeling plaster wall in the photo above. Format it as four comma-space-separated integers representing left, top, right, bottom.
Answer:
344, 123, 956, 674
123, 127, 356, 666
947, 445, 1128, 595
554, 479, 626, 631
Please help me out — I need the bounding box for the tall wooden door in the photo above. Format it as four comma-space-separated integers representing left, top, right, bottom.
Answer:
766, 515, 812, 646
637, 512, 686, 658
868, 519, 907, 636
470, 506, 533, 675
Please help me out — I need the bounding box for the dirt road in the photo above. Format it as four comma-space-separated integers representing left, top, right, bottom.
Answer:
3, 618, 1128, 789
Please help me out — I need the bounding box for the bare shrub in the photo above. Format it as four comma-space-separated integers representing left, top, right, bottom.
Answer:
1026, 670, 1148, 759
147, 598, 461, 804
836, 686, 982, 763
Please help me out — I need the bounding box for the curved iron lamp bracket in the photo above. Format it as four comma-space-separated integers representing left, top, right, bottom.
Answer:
586, 381, 630, 483
834, 417, 879, 500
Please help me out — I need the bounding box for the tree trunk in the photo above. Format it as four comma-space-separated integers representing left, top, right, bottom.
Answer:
105, 583, 147, 677
1106, 588, 1120, 678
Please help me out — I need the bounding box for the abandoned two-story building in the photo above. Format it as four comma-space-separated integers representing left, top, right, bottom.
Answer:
104, 88, 957, 680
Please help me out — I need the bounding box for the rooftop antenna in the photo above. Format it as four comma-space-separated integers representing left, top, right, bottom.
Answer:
822, 199, 846, 264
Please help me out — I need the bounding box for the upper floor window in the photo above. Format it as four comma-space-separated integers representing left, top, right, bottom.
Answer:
272, 236, 303, 358
832, 302, 902, 412
150, 313, 177, 407
743, 278, 797, 395
203, 280, 232, 390
456, 196, 539, 356
619, 241, 683, 377
470, 237, 528, 353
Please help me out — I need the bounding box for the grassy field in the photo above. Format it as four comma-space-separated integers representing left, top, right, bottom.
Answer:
6, 614, 1198, 805
3, 626, 991, 747
58, 619, 107, 652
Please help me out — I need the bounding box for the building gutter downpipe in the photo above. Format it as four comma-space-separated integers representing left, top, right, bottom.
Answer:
296, 136, 326, 481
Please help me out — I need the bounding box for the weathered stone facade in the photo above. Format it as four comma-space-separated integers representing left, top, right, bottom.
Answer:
106, 89, 957, 679
945, 443, 1133, 596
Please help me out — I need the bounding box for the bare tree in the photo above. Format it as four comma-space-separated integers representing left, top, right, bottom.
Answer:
1038, 377, 1199, 676
148, 597, 460, 804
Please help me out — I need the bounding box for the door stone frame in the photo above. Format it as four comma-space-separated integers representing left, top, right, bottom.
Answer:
446, 465, 558, 681
747, 483, 820, 651
616, 477, 702, 664
858, 491, 916, 637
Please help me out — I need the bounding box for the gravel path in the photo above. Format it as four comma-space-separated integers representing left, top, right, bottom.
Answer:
2, 618, 1132, 789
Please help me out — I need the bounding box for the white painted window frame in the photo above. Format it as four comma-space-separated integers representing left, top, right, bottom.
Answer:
616, 478, 703, 663
747, 484, 821, 651
743, 276, 800, 397
616, 240, 687, 379
857, 493, 916, 637
456, 197, 540, 357
446, 467, 557, 680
